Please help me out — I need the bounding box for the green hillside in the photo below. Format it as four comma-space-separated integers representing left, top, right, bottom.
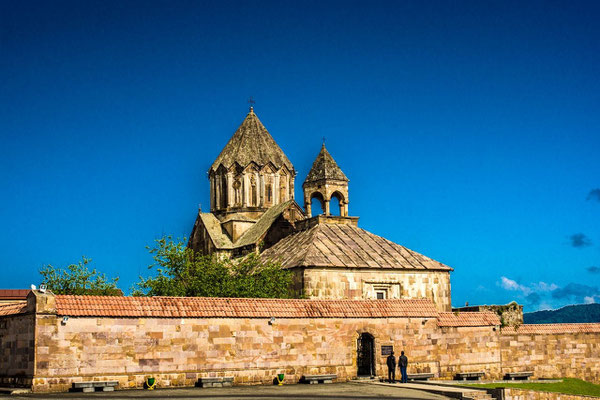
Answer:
524, 303, 600, 324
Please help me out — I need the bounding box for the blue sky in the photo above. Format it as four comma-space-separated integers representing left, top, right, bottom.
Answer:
1, 0, 599, 311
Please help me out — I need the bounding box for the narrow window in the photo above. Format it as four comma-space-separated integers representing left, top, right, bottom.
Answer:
250, 175, 257, 206
266, 184, 272, 203
220, 176, 227, 208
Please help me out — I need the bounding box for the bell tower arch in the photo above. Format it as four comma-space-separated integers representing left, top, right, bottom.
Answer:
303, 144, 349, 217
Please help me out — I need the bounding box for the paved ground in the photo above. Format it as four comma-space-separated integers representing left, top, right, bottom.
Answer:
0, 382, 451, 400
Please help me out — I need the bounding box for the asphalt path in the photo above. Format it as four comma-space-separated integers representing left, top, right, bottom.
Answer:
1, 382, 450, 400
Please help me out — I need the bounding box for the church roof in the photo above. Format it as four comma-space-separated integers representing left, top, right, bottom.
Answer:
234, 200, 298, 248
210, 109, 294, 173
198, 213, 233, 249
304, 144, 348, 184
261, 222, 452, 271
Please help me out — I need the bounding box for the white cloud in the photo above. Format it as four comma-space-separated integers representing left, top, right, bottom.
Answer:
499, 277, 560, 299
499, 276, 532, 295
533, 282, 558, 292
584, 296, 596, 304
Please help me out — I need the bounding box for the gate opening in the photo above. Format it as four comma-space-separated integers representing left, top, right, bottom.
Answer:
357, 332, 375, 377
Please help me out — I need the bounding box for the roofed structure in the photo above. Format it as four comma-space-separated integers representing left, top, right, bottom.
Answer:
304, 144, 348, 183
303, 144, 350, 217
0, 289, 30, 304
437, 311, 500, 327
52, 295, 440, 319
0, 301, 28, 316
210, 108, 294, 173
261, 219, 452, 271
189, 199, 305, 256
190, 108, 454, 311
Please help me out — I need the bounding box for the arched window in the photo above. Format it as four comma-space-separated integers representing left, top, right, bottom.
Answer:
220, 175, 228, 208
266, 184, 272, 204
233, 178, 241, 205
330, 196, 340, 216
250, 176, 257, 206
330, 191, 345, 216
310, 192, 325, 216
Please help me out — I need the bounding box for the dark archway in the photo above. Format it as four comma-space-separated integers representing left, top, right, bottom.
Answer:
357, 332, 375, 377
310, 192, 325, 216
330, 192, 344, 216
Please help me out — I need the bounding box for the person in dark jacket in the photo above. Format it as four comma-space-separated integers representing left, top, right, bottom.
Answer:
386, 351, 396, 383
398, 351, 408, 383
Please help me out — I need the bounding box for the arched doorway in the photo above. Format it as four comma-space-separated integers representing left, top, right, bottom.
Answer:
357, 332, 375, 377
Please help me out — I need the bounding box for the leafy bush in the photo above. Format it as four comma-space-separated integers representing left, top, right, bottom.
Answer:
132, 236, 294, 298
40, 257, 121, 296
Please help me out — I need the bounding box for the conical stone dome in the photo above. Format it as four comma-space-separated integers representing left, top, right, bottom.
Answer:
210, 108, 294, 173
208, 108, 296, 219
304, 144, 348, 184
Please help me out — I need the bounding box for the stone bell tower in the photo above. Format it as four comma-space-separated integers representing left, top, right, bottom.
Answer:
303, 144, 349, 217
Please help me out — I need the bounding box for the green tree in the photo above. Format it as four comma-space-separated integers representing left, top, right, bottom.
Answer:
39, 257, 121, 296
133, 236, 295, 298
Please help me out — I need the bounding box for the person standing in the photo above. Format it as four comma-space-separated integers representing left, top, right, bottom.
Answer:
386, 351, 396, 383
399, 350, 408, 383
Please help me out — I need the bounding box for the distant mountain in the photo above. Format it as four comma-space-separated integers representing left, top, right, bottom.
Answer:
524, 303, 600, 324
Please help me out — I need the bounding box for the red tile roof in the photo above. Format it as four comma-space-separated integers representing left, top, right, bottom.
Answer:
438, 311, 501, 327
55, 295, 440, 318
502, 323, 600, 334
0, 301, 28, 317
0, 289, 30, 300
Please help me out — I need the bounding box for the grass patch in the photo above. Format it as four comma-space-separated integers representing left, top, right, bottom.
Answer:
466, 378, 600, 397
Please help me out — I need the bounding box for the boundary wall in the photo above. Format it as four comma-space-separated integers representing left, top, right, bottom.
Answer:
1, 291, 600, 393
503, 388, 600, 400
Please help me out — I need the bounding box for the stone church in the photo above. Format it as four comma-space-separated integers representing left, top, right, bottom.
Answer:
189, 108, 452, 311
3, 109, 600, 394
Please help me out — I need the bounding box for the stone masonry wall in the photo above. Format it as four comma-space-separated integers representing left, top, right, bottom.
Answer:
0, 313, 35, 386
500, 330, 600, 382
503, 388, 600, 400
32, 314, 497, 392
5, 292, 600, 393
302, 269, 452, 312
